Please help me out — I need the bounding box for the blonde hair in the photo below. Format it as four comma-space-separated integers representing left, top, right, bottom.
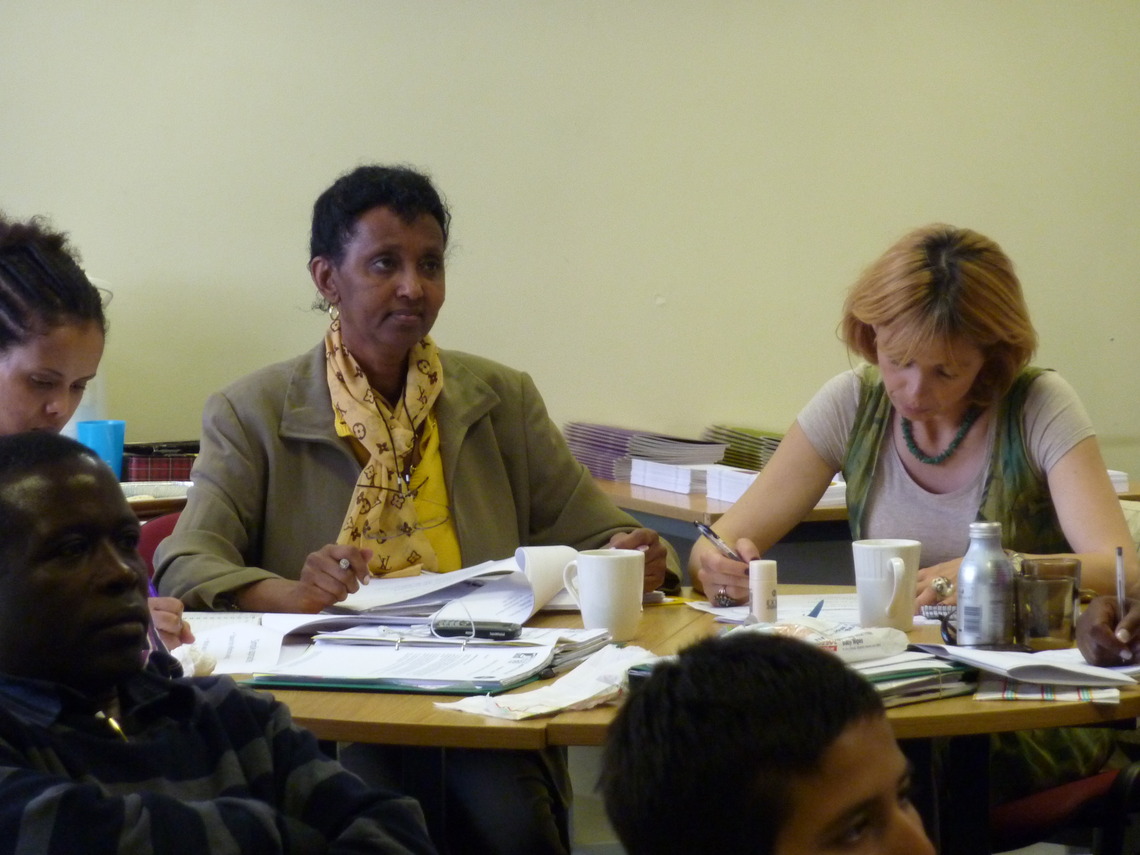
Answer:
840, 224, 1037, 404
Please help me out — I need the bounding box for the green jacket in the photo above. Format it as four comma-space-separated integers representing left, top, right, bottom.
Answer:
155, 343, 671, 608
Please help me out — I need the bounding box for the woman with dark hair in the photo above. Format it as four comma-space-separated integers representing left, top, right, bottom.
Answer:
155, 164, 678, 855
0, 213, 192, 654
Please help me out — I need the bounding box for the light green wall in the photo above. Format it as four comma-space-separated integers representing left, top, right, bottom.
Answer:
3, 1, 1138, 475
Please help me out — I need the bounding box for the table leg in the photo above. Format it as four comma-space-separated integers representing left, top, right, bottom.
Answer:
401, 747, 449, 855
902, 735, 990, 855
939, 735, 991, 855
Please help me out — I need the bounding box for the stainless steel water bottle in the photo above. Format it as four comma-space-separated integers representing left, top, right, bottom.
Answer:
956, 521, 1015, 646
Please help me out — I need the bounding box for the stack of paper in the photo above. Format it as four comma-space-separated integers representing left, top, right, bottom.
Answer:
703, 466, 846, 506
1110, 469, 1131, 492
629, 460, 713, 494
850, 651, 977, 708
701, 425, 782, 471
818, 480, 847, 507
562, 422, 727, 481
627, 434, 727, 465
706, 464, 759, 502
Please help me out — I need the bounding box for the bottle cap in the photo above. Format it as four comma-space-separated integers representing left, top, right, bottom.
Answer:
968, 521, 1003, 537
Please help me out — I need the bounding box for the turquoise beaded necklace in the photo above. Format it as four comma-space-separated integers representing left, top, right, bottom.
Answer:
901, 406, 982, 466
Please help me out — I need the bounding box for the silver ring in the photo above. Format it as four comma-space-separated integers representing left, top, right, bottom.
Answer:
712, 586, 737, 608
339, 558, 352, 571
931, 576, 954, 601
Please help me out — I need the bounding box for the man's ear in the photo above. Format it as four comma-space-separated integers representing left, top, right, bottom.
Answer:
309, 256, 339, 307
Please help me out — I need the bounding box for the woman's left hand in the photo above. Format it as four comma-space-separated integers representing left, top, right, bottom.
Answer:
149, 596, 195, 651
609, 528, 669, 592
913, 559, 962, 612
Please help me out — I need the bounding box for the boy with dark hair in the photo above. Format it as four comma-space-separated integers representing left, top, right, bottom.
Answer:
601, 632, 934, 855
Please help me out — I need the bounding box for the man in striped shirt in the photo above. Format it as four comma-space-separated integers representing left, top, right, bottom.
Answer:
0, 431, 436, 855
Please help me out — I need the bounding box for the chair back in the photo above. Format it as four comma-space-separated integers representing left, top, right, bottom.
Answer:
139, 511, 181, 579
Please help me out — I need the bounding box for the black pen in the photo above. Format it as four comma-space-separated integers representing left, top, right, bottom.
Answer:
693, 521, 746, 565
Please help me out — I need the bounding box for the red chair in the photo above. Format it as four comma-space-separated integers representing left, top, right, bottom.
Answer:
989, 762, 1140, 854
138, 512, 180, 579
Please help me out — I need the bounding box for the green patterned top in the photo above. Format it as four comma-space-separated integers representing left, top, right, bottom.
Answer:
842, 366, 1071, 555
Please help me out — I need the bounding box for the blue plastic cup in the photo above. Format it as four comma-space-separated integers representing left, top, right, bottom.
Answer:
77, 419, 126, 479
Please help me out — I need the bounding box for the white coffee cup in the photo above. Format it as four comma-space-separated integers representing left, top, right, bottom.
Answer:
562, 548, 645, 642
852, 539, 922, 631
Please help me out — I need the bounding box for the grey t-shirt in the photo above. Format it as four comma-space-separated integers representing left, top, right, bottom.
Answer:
797, 367, 1094, 565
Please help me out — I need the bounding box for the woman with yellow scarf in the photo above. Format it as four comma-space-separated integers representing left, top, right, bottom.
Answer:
156, 165, 677, 855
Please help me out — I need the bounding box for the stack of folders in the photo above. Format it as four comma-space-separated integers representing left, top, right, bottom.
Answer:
701, 425, 783, 471
562, 422, 643, 481
247, 644, 557, 695
849, 651, 976, 708
245, 627, 611, 695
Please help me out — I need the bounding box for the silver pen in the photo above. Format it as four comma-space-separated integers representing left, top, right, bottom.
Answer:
1116, 546, 1132, 660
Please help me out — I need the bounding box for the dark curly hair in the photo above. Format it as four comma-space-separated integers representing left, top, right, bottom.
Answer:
0, 214, 106, 352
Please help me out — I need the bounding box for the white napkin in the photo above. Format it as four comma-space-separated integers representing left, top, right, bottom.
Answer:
434, 644, 656, 720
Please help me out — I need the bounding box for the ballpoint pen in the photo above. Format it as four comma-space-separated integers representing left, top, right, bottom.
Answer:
1116, 546, 1132, 659
693, 521, 745, 564
1117, 546, 1126, 616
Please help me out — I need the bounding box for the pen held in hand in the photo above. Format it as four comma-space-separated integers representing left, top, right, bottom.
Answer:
1115, 546, 1132, 659
693, 521, 746, 566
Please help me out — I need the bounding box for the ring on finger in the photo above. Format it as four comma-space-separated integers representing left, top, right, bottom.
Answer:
930, 576, 955, 601
712, 585, 738, 608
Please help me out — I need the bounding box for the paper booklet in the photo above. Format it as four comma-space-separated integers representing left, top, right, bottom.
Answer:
328, 544, 578, 624
914, 644, 1139, 688
245, 644, 559, 694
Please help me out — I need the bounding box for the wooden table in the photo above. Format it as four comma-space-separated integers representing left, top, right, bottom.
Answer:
264, 589, 1140, 747
265, 603, 709, 749
259, 590, 1140, 855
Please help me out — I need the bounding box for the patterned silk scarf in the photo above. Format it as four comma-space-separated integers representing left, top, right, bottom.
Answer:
325, 321, 444, 576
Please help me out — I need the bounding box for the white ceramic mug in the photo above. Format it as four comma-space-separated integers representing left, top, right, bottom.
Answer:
852, 539, 922, 631
562, 548, 645, 642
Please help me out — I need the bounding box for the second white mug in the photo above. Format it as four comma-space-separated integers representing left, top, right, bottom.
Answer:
562, 548, 644, 642
852, 539, 922, 631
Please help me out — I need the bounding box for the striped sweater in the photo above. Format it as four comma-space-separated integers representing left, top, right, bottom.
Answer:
0, 667, 436, 854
